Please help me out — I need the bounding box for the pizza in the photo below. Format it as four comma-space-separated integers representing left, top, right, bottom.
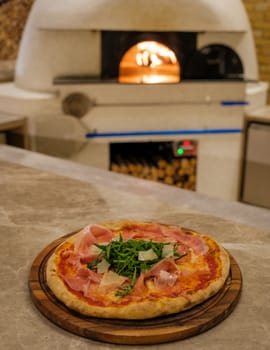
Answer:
46, 221, 230, 320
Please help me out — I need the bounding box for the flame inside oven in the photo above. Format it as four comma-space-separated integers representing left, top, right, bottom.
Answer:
119, 41, 180, 84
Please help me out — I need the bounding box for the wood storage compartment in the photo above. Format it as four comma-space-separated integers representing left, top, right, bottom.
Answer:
110, 141, 197, 190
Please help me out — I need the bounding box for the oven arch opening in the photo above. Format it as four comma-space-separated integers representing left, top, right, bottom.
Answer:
118, 41, 181, 84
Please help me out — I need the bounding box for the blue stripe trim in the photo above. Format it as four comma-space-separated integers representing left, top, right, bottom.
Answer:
220, 101, 249, 106
86, 128, 242, 139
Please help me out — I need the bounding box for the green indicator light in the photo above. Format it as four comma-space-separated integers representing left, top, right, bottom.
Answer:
177, 148, 184, 155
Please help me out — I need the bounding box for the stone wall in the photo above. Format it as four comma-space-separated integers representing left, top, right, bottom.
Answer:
0, 0, 33, 60
0, 0, 269, 102
243, 0, 270, 103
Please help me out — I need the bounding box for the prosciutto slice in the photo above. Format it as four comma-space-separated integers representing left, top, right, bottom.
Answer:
121, 222, 167, 242
156, 270, 178, 289
162, 226, 209, 255
177, 233, 209, 255
130, 272, 146, 297
62, 267, 102, 298
146, 258, 179, 277
62, 250, 82, 269
145, 258, 180, 289
74, 224, 113, 259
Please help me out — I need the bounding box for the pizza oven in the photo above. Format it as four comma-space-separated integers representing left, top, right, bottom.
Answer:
0, 0, 268, 201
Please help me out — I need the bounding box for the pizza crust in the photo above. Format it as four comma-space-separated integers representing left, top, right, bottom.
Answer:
46, 222, 230, 320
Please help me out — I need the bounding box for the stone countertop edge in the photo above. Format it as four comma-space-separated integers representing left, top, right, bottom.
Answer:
0, 144, 269, 230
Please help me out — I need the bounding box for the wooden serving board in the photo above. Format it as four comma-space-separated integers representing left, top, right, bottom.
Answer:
29, 233, 242, 345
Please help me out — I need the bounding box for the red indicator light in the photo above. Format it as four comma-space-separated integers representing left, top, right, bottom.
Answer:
183, 140, 191, 146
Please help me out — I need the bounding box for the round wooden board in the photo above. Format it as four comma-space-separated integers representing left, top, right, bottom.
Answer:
29, 232, 242, 345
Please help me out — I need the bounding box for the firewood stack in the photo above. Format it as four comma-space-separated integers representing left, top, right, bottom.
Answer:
0, 0, 34, 60
111, 156, 197, 191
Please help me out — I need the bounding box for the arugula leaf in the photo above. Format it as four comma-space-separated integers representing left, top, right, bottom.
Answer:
87, 238, 184, 296
116, 267, 137, 297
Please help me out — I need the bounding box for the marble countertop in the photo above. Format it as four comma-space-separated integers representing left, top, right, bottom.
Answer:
1, 145, 270, 350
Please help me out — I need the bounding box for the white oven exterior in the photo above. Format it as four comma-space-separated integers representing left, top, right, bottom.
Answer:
0, 80, 246, 201
60, 81, 246, 201
15, 0, 258, 92
0, 0, 268, 202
